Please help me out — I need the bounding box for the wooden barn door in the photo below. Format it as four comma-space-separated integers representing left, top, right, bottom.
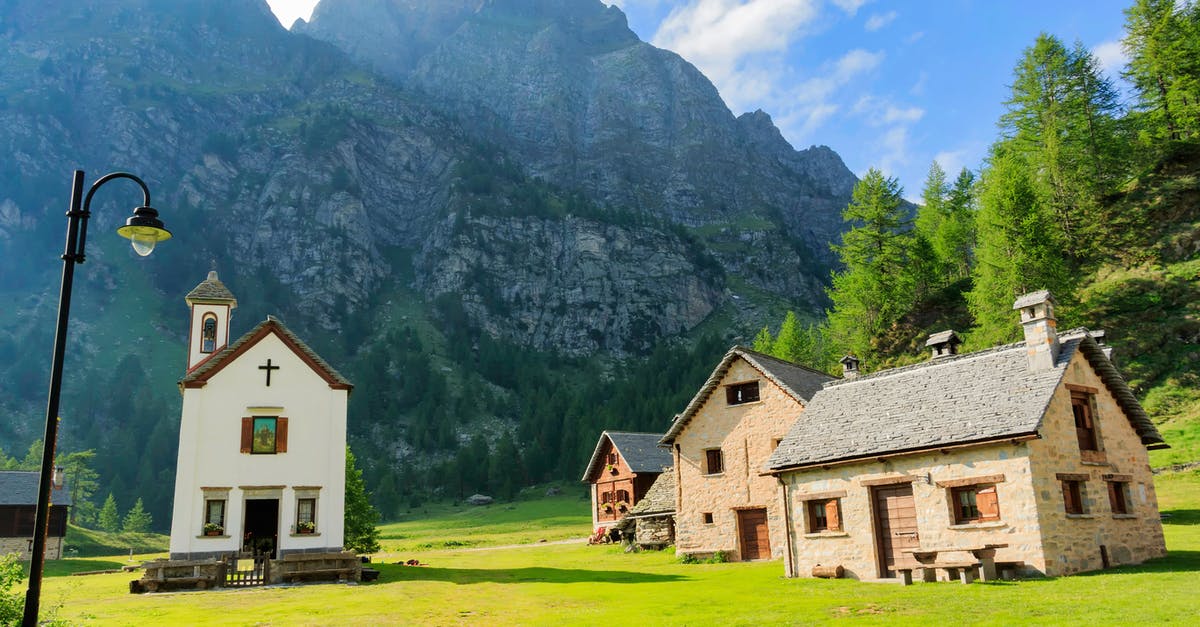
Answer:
872, 484, 918, 578
737, 508, 771, 561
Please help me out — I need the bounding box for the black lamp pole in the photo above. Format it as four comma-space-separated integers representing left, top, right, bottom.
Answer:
23, 170, 171, 627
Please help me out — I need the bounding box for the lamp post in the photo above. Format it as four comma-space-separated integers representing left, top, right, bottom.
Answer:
23, 170, 171, 626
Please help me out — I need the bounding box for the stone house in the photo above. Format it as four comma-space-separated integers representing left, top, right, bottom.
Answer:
0, 470, 71, 560
581, 431, 672, 530
765, 291, 1168, 580
661, 347, 834, 561
613, 470, 676, 549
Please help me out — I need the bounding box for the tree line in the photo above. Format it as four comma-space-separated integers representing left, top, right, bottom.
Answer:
756, 0, 1200, 372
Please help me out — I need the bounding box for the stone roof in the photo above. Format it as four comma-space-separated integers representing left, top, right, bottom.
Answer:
180, 316, 352, 390
1013, 289, 1054, 309
185, 271, 237, 305
925, 330, 961, 347
766, 332, 1166, 472
660, 346, 835, 445
0, 471, 72, 506
626, 470, 675, 516
580, 432, 672, 482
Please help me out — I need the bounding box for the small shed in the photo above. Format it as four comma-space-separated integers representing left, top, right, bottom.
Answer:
614, 470, 676, 549
0, 470, 72, 560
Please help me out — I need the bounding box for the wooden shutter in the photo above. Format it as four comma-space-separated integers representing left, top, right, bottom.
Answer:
1062, 481, 1079, 514
825, 499, 841, 531
240, 417, 253, 453
276, 417, 288, 453
976, 485, 1000, 520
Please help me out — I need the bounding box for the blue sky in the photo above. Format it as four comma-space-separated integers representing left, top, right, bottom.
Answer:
267, 0, 1134, 200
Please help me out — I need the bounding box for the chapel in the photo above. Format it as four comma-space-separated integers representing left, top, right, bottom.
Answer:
167, 271, 352, 560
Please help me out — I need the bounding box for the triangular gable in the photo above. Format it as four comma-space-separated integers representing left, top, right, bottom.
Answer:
1062, 332, 1165, 449
579, 431, 670, 482
660, 346, 833, 445
180, 316, 352, 391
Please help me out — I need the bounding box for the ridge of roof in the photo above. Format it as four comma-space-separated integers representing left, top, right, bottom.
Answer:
660, 346, 834, 445
179, 316, 352, 391
822, 340, 1027, 388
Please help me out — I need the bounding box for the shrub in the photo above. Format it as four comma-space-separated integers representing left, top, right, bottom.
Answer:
0, 553, 24, 625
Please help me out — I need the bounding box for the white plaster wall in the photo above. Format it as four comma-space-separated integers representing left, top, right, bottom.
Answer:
169, 331, 347, 557
186, 303, 232, 371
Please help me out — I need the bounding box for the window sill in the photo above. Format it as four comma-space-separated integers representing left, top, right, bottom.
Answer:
728, 400, 763, 407
1112, 514, 1138, 520
948, 521, 1007, 530
803, 531, 849, 539
290, 532, 322, 538
197, 534, 230, 539
703, 472, 725, 478
1065, 513, 1094, 519
1080, 460, 1109, 466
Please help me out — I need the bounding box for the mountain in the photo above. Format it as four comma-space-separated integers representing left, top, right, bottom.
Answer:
0, 0, 857, 524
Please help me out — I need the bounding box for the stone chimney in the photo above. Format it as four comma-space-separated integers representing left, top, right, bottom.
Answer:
925, 330, 962, 360
840, 354, 861, 380
1013, 290, 1060, 371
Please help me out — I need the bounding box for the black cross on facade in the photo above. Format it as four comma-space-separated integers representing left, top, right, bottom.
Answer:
259, 358, 280, 386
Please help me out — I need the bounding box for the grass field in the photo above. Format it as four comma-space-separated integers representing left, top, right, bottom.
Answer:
26, 470, 1200, 625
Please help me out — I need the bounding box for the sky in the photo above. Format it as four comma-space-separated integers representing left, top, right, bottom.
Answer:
265, 0, 1135, 200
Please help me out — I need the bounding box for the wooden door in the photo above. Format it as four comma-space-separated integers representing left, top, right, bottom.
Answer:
737, 508, 771, 561
872, 484, 918, 578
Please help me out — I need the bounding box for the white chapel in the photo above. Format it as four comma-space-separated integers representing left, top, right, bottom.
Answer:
168, 271, 352, 560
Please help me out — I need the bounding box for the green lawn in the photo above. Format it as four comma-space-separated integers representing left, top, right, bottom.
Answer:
377, 492, 592, 552
31, 470, 1200, 625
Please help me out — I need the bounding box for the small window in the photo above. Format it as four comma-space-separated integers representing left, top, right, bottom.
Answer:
806, 499, 842, 532
1071, 392, 1099, 453
726, 381, 760, 405
1062, 480, 1087, 515
205, 499, 226, 529
702, 512, 714, 524
704, 449, 724, 475
607, 452, 617, 465
950, 484, 1000, 524
296, 497, 316, 533
1107, 481, 1131, 515
201, 314, 218, 353
241, 416, 289, 454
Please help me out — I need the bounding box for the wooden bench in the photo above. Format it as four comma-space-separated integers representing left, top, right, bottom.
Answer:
900, 544, 1009, 584
132, 558, 224, 594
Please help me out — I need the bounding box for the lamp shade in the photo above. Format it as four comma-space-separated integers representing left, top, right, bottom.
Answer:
116, 206, 172, 256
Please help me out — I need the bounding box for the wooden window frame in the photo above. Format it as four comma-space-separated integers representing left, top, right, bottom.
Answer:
1107, 480, 1131, 515
725, 381, 760, 405
704, 448, 724, 475
806, 498, 842, 532
1070, 391, 1100, 455
1061, 479, 1087, 515
949, 484, 1000, 524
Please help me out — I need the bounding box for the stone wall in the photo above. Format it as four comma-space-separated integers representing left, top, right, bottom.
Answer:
781, 444, 1041, 580
0, 536, 62, 560
1026, 351, 1167, 576
635, 515, 674, 547
674, 359, 802, 560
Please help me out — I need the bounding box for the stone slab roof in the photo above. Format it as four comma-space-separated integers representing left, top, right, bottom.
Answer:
180, 316, 352, 390
766, 332, 1166, 472
580, 432, 672, 482
0, 471, 72, 506
185, 271, 237, 305
660, 346, 835, 445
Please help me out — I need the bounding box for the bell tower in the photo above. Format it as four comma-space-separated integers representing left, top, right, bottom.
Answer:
185, 271, 237, 372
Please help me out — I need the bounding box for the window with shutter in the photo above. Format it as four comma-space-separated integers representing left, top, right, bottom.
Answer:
243, 416, 286, 454
1071, 392, 1099, 453
240, 417, 253, 453
704, 449, 724, 474
1107, 481, 1130, 515
804, 499, 842, 532
949, 484, 1001, 524
1062, 480, 1086, 515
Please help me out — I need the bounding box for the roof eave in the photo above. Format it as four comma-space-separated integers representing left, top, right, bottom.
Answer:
767, 432, 1041, 475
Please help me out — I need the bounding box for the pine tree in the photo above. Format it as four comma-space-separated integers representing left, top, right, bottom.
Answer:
751, 326, 774, 353
827, 168, 913, 361
771, 312, 808, 363
1124, 0, 1200, 142
939, 168, 978, 280
122, 498, 152, 533
344, 446, 381, 554
967, 146, 1071, 345
98, 494, 120, 532
59, 450, 99, 525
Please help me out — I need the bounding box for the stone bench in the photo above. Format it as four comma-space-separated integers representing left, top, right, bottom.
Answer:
897, 561, 981, 585
272, 551, 361, 584
131, 559, 225, 593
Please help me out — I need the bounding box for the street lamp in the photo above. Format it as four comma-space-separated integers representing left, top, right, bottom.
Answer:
23, 170, 171, 626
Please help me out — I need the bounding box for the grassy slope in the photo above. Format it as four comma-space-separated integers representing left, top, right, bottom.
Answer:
376, 491, 592, 552
35, 470, 1200, 625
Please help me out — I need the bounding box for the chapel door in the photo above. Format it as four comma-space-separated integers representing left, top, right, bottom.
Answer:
737, 508, 771, 561
872, 484, 919, 578
243, 499, 279, 559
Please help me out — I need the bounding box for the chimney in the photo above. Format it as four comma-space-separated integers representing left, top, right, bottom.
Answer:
52, 466, 65, 490
925, 330, 962, 360
839, 354, 861, 380
1013, 290, 1060, 371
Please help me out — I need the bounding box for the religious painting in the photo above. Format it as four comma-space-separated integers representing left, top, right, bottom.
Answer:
251, 416, 277, 454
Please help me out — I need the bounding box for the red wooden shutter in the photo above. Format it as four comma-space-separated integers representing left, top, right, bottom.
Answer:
1061, 481, 1077, 513
977, 486, 1000, 520
240, 417, 253, 453
276, 417, 288, 453
825, 499, 841, 531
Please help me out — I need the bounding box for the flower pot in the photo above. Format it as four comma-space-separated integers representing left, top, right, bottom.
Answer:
205, 530, 221, 536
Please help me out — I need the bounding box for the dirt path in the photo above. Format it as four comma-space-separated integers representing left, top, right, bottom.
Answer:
457, 537, 587, 552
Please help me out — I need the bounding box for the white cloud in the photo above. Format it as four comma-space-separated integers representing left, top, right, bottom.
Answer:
932, 149, 970, 178
831, 0, 870, 16
864, 10, 897, 32
905, 31, 925, 44
1092, 39, 1127, 78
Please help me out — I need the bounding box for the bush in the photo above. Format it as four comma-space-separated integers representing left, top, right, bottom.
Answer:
1, 552, 24, 625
